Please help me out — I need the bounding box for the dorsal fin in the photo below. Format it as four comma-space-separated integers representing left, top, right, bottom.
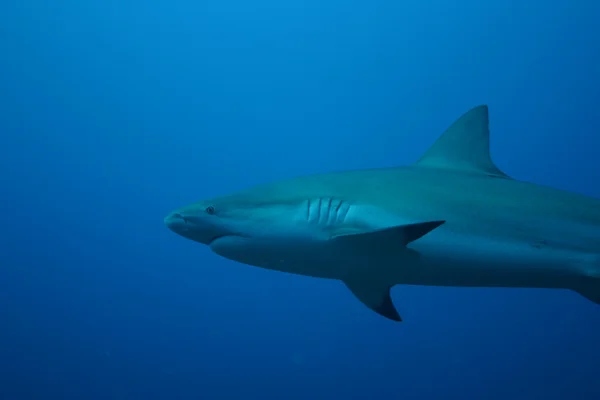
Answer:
414, 105, 510, 179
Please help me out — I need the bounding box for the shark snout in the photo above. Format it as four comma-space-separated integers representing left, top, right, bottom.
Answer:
164, 209, 228, 245
164, 212, 188, 232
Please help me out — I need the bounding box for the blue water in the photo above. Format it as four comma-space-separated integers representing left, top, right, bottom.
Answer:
1, 0, 600, 399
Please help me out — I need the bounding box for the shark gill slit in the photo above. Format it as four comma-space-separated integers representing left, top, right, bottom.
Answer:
318, 198, 325, 224
328, 198, 349, 227
305, 197, 353, 228
322, 198, 330, 225
329, 198, 341, 225
337, 199, 351, 226
328, 198, 342, 226
306, 198, 318, 224
316, 198, 322, 223
333, 199, 343, 222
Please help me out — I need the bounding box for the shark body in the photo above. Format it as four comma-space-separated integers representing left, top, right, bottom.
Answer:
165, 105, 600, 321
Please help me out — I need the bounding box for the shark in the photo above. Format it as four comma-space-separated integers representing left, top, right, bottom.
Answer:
164, 105, 600, 322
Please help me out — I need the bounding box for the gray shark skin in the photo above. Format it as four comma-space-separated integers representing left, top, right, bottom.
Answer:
165, 105, 600, 322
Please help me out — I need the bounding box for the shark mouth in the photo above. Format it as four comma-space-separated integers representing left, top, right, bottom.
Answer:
209, 235, 228, 245
208, 234, 249, 247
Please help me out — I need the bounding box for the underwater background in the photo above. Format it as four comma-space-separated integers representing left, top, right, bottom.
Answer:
1, 0, 600, 399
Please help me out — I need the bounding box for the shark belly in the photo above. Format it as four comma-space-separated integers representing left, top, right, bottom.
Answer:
210, 235, 365, 279
403, 230, 586, 290
210, 230, 418, 282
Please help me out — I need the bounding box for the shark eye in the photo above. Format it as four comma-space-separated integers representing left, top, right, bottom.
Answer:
205, 206, 216, 215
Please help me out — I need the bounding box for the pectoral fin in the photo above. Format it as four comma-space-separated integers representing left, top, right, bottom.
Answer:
333, 220, 444, 247
344, 280, 402, 322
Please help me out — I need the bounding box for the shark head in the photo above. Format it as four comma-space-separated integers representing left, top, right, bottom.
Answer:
164, 186, 348, 268
165, 192, 312, 243
164, 201, 234, 246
